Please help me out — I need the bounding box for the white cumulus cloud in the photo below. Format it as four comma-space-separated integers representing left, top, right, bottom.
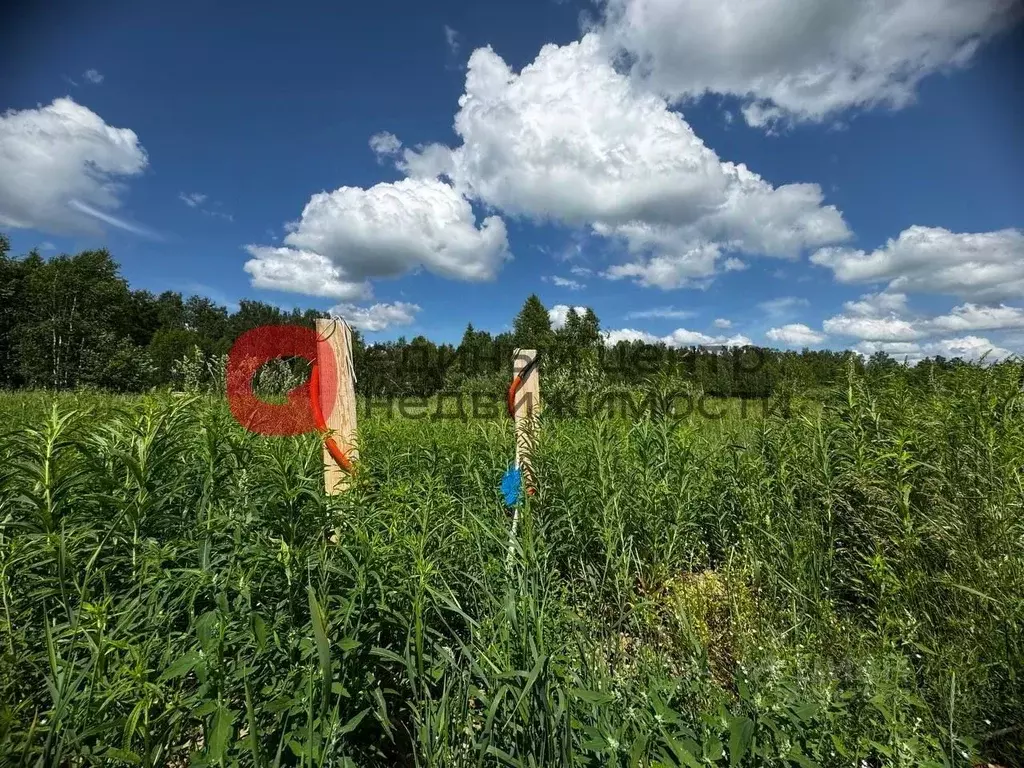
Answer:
330, 301, 420, 332
549, 304, 589, 330
927, 303, 1024, 333
825, 301, 1024, 342
766, 323, 827, 346
246, 177, 510, 297
0, 97, 148, 235
400, 34, 849, 289
369, 131, 402, 158
396, 143, 455, 180
599, 0, 1021, 126
855, 336, 1014, 365
843, 291, 909, 316
812, 226, 1024, 302
604, 327, 752, 347
823, 315, 924, 342
602, 242, 721, 289
243, 246, 370, 301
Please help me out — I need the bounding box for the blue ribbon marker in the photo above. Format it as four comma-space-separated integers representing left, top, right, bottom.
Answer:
501, 466, 522, 506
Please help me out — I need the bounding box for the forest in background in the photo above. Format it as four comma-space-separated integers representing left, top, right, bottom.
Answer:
0, 236, 998, 401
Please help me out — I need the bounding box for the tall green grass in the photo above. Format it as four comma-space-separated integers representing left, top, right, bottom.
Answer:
0, 364, 1022, 766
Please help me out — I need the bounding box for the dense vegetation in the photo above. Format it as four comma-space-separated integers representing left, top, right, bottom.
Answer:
1, 358, 1022, 766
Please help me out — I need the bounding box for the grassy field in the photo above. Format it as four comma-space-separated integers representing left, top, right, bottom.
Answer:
1, 366, 1022, 766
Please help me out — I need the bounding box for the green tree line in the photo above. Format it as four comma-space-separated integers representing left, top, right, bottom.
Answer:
0, 236, 324, 391
0, 237, 991, 398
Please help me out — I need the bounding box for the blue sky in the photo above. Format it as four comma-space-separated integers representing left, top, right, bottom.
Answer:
2, 0, 1023, 361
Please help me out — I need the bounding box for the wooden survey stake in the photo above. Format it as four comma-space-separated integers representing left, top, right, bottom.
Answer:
316, 318, 358, 494
512, 349, 540, 491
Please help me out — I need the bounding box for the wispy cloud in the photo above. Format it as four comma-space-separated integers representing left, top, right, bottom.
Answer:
68, 199, 160, 239
625, 306, 697, 320
179, 192, 207, 208
444, 25, 460, 56
82, 69, 104, 84
180, 192, 233, 222
758, 296, 809, 317
543, 275, 585, 290
539, 232, 590, 262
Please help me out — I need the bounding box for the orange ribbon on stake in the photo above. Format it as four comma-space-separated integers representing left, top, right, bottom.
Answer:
310, 332, 355, 475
